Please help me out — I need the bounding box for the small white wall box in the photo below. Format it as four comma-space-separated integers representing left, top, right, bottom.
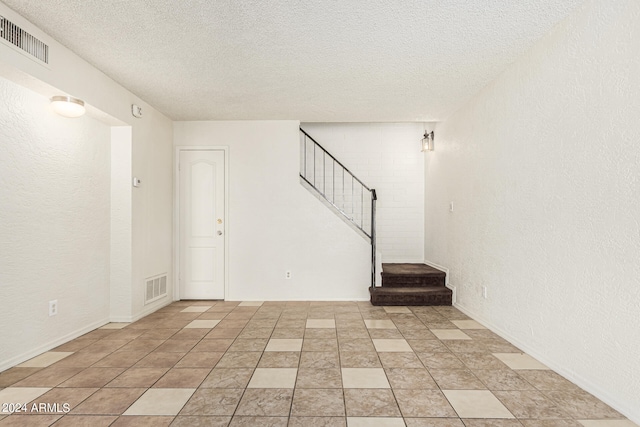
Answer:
133, 177, 141, 187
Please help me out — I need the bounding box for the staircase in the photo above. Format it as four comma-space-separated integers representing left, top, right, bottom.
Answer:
299, 128, 451, 306
370, 263, 452, 306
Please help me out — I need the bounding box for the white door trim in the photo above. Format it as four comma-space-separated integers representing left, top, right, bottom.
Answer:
174, 146, 229, 301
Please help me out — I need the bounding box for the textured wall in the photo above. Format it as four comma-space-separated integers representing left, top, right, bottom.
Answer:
174, 121, 371, 301
302, 123, 425, 263
425, 0, 640, 422
0, 2, 175, 324
0, 76, 111, 369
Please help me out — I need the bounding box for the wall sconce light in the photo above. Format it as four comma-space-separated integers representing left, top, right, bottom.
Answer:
50, 96, 86, 118
421, 131, 434, 152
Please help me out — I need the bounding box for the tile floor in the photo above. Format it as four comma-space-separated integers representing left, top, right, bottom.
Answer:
0, 301, 637, 427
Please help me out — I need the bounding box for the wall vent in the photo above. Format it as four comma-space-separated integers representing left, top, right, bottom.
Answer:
0, 15, 49, 64
145, 274, 168, 305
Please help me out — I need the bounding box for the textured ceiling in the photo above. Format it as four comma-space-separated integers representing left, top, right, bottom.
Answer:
3, 0, 583, 121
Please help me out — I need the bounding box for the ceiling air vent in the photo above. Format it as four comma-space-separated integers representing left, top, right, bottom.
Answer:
0, 15, 49, 64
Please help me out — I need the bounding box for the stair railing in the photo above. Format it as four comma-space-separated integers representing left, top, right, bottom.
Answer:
299, 128, 378, 288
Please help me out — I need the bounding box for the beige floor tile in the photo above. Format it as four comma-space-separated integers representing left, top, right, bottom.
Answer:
451, 320, 486, 329
378, 352, 423, 369
394, 389, 457, 417
493, 353, 548, 370
291, 388, 345, 417
238, 301, 264, 306
289, 416, 347, 427
12, 367, 83, 387
110, 416, 174, 426
184, 319, 220, 329
383, 307, 412, 314
0, 368, 41, 388
258, 351, 300, 368
0, 387, 51, 412
123, 388, 195, 415
59, 367, 125, 388
517, 370, 580, 391
344, 389, 401, 417
404, 418, 465, 427
93, 351, 149, 368
461, 420, 524, 427
364, 320, 397, 329
235, 388, 293, 416
338, 338, 375, 352
180, 306, 212, 312
18, 352, 73, 368
457, 353, 508, 370
474, 369, 536, 391
216, 352, 262, 368
305, 329, 337, 339
53, 415, 118, 426
443, 390, 514, 418
265, 339, 303, 352
175, 351, 224, 368
106, 367, 169, 388
385, 368, 438, 389
429, 369, 486, 390
417, 352, 465, 370
100, 323, 130, 330
543, 389, 624, 419
347, 417, 406, 427
303, 339, 339, 352
171, 415, 231, 426
408, 339, 449, 353
307, 319, 336, 329
300, 351, 340, 368
71, 388, 146, 414
340, 352, 382, 368
229, 416, 288, 426
200, 368, 254, 388
578, 421, 639, 427
192, 338, 234, 352
228, 339, 268, 352
430, 330, 472, 340
341, 368, 390, 388
520, 419, 583, 426
296, 368, 343, 388
153, 367, 210, 388
248, 368, 298, 388
494, 390, 572, 419
133, 352, 185, 368
179, 388, 243, 415
372, 339, 413, 352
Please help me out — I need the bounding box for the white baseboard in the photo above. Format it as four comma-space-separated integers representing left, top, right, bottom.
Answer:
424, 259, 450, 287
0, 318, 109, 373
110, 298, 173, 323
454, 302, 640, 425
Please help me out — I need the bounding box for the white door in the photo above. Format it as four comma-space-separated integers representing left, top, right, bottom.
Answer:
179, 150, 225, 299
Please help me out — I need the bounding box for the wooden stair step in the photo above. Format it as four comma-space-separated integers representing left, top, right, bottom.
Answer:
381, 263, 446, 288
369, 286, 452, 306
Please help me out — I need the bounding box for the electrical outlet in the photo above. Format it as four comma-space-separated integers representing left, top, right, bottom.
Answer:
482, 286, 488, 299
285, 271, 292, 279
49, 300, 58, 316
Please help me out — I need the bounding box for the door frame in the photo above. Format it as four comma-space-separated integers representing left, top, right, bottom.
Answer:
174, 146, 230, 301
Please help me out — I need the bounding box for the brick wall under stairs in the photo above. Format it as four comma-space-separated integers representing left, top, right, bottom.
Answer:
369, 263, 452, 306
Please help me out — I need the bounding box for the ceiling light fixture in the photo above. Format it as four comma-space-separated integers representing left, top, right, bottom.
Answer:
50, 95, 86, 118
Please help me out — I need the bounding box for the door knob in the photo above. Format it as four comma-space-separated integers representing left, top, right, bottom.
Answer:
217, 231, 223, 236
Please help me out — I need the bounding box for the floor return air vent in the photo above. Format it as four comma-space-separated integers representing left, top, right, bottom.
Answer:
145, 274, 167, 304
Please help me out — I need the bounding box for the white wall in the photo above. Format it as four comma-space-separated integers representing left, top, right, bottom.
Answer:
425, 0, 640, 422
174, 121, 371, 301
301, 123, 425, 263
0, 76, 111, 369
0, 3, 174, 368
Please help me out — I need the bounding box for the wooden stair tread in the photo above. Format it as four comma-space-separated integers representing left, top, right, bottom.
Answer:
382, 263, 445, 277
371, 286, 451, 294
